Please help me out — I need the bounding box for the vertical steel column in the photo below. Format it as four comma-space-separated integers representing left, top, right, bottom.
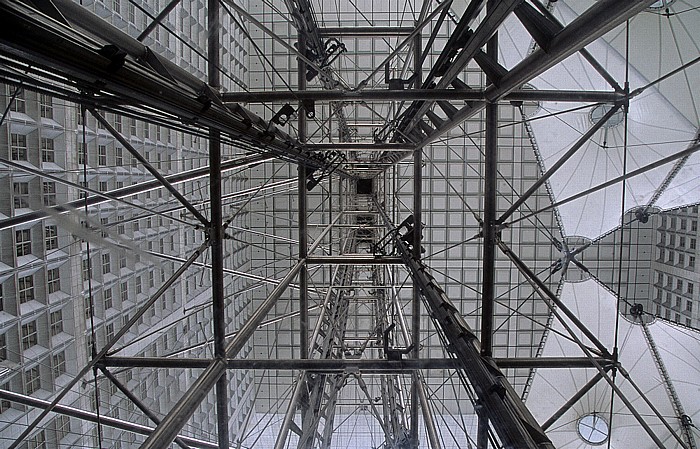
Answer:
410, 30, 423, 449
298, 33, 309, 358
208, 1, 229, 448
481, 0, 498, 360
479, 3, 498, 446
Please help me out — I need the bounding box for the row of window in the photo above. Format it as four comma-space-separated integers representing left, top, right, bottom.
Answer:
660, 214, 699, 233
657, 273, 695, 295
658, 248, 696, 269
654, 304, 694, 327
14, 226, 59, 257
658, 233, 697, 251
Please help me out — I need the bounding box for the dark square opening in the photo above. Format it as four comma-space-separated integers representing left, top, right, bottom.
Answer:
357, 178, 373, 195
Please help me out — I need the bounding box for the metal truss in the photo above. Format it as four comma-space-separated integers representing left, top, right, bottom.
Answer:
1, 1, 690, 449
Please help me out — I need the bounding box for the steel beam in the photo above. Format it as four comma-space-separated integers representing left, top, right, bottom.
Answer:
480, 6, 498, 359
375, 203, 554, 449
298, 31, 310, 360
541, 369, 608, 430
207, 0, 229, 447
137, 0, 181, 41
306, 256, 404, 265
0, 1, 346, 176
508, 142, 700, 227
0, 154, 270, 231
382, 0, 655, 165
90, 109, 210, 227
99, 367, 191, 449
139, 260, 304, 449
498, 104, 623, 224
318, 26, 414, 36
220, 88, 622, 103
102, 356, 608, 370
0, 389, 218, 449
8, 243, 208, 449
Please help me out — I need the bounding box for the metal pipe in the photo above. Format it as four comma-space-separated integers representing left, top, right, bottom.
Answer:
318, 26, 414, 36
99, 367, 191, 449
541, 370, 607, 430
306, 256, 404, 264
480, 6, 498, 359
140, 260, 305, 449
0, 389, 218, 449
508, 142, 700, 227
207, 0, 229, 446
498, 104, 622, 224
138, 0, 181, 41
90, 108, 210, 226
0, 153, 270, 231
220, 88, 622, 103
8, 242, 208, 449
299, 31, 310, 360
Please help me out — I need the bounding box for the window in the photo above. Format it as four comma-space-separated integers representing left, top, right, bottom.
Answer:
133, 220, 140, 232
50, 310, 63, 336
102, 254, 111, 274
79, 180, 88, 198
120, 282, 128, 302
25, 367, 41, 395
39, 93, 53, 118
52, 351, 66, 378
130, 117, 137, 133
18, 275, 35, 303
668, 250, 674, 263
15, 229, 32, 257
82, 259, 91, 282
100, 217, 109, 238
679, 253, 685, 265
98, 145, 107, 165
43, 181, 56, 206
103, 288, 113, 310
13, 182, 29, 208
670, 234, 676, 246
677, 279, 684, 291
41, 138, 55, 163
680, 236, 686, 248
117, 216, 125, 235
687, 301, 693, 312
691, 238, 697, 250
149, 270, 155, 288
676, 297, 682, 309
121, 1, 136, 23
115, 147, 123, 166
144, 124, 150, 139
692, 220, 698, 232
119, 251, 127, 269
45, 225, 58, 250
84, 297, 94, 320
28, 430, 46, 449
0, 334, 6, 361
47, 268, 60, 294
106, 322, 115, 342
689, 283, 694, 295
10, 133, 27, 160
99, 181, 108, 192
78, 142, 87, 165
690, 256, 696, 269
687, 318, 692, 326
671, 217, 677, 228
681, 219, 687, 230
21, 320, 38, 350
55, 415, 70, 441
658, 273, 664, 284
10, 87, 25, 112
135, 276, 142, 294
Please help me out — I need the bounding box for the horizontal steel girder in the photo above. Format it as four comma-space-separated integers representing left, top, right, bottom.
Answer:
220, 88, 623, 103
101, 356, 611, 370
0, 389, 218, 449
318, 26, 415, 36
306, 255, 405, 265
